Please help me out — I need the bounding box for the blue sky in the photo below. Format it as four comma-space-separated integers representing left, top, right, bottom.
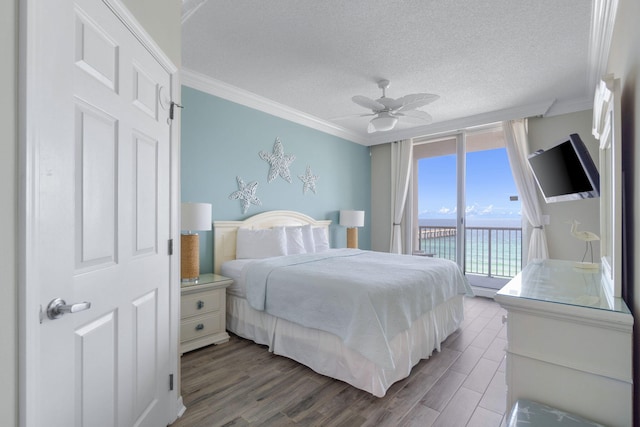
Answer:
417, 148, 522, 225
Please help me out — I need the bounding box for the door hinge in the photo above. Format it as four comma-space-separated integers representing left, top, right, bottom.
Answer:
169, 374, 174, 391
168, 239, 174, 255
169, 102, 183, 120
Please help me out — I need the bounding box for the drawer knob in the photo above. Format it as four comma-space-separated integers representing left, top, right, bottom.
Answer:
195, 323, 204, 331
502, 315, 508, 324
197, 300, 205, 310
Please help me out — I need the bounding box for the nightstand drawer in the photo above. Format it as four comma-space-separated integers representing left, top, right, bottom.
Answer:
180, 312, 224, 342
181, 288, 222, 318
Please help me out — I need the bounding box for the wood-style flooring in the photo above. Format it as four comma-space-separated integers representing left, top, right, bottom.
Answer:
170, 296, 508, 427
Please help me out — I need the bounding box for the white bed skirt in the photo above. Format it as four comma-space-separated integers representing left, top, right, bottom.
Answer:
226, 294, 465, 397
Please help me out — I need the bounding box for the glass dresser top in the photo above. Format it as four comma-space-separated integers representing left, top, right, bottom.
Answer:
496, 259, 630, 314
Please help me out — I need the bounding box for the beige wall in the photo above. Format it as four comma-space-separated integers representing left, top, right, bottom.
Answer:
528, 110, 601, 261
1, 0, 18, 424
3, 1, 180, 426
371, 144, 392, 252
606, 0, 640, 420
121, 0, 182, 66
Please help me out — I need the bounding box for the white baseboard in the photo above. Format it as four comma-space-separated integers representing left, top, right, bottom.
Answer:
170, 396, 186, 423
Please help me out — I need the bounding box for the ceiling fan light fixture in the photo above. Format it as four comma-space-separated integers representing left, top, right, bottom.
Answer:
351, 80, 439, 133
369, 112, 398, 133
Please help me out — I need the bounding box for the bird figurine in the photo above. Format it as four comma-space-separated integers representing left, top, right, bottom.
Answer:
567, 219, 600, 267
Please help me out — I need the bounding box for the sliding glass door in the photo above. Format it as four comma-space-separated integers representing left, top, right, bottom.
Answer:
465, 143, 522, 280
414, 134, 465, 266
413, 125, 522, 291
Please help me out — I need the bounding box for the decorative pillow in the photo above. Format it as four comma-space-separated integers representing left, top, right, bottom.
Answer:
236, 227, 287, 259
282, 226, 306, 255
312, 227, 330, 253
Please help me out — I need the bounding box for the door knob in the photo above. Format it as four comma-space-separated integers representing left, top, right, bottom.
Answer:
46, 298, 92, 320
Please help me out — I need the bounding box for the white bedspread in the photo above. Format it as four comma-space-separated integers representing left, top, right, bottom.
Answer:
244, 249, 470, 369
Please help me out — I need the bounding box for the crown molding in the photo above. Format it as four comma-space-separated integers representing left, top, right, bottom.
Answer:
181, 68, 369, 145
545, 96, 593, 117
181, 0, 209, 24
365, 100, 556, 145
588, 0, 619, 94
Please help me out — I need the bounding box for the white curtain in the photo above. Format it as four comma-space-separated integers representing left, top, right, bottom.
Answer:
503, 119, 549, 261
390, 139, 413, 254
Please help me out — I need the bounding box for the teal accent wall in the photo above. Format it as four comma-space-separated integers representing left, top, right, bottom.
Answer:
181, 86, 372, 273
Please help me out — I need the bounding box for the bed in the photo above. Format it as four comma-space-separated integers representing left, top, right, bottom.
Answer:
213, 210, 471, 397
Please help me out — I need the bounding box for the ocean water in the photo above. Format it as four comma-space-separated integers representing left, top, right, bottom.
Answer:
418, 217, 523, 277
419, 217, 523, 228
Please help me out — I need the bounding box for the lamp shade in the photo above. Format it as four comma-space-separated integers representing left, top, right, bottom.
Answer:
181, 202, 212, 231
339, 210, 365, 228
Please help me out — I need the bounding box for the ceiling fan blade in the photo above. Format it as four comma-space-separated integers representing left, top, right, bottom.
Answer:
395, 93, 440, 112
397, 109, 433, 124
329, 112, 376, 121
352, 95, 385, 111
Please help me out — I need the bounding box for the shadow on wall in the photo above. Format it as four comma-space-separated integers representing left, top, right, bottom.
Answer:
620, 72, 635, 307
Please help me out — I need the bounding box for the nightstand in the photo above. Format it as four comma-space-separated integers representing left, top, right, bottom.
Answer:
180, 273, 233, 354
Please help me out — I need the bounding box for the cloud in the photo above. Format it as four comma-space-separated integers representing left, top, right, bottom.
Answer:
481, 204, 494, 214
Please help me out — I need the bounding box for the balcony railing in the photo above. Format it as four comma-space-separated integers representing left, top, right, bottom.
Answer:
418, 225, 522, 278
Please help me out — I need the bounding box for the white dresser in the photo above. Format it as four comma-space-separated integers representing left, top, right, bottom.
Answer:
495, 259, 633, 427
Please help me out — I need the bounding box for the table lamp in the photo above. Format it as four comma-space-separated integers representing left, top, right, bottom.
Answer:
181, 202, 212, 282
340, 210, 365, 249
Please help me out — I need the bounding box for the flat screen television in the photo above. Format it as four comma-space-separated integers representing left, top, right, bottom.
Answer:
528, 133, 600, 203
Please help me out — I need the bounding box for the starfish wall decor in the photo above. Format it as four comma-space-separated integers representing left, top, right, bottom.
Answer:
228, 176, 262, 214
259, 137, 296, 183
298, 165, 319, 194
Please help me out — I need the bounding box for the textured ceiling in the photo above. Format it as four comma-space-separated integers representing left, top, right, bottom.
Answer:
181, 0, 594, 145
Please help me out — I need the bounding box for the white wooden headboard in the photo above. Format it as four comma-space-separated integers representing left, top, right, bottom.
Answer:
213, 210, 332, 274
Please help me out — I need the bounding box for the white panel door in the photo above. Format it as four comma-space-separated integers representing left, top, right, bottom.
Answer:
22, 0, 174, 425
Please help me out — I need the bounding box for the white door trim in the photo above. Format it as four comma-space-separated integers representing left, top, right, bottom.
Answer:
18, 0, 182, 425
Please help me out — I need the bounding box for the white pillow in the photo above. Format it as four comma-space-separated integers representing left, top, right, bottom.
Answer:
276, 225, 316, 254
299, 224, 315, 253
236, 227, 287, 259
283, 226, 306, 255
312, 227, 330, 252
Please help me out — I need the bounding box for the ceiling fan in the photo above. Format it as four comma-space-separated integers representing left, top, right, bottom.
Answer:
350, 79, 439, 133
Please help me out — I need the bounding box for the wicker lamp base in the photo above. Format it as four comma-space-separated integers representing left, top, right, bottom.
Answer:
346, 227, 358, 249
181, 233, 200, 281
